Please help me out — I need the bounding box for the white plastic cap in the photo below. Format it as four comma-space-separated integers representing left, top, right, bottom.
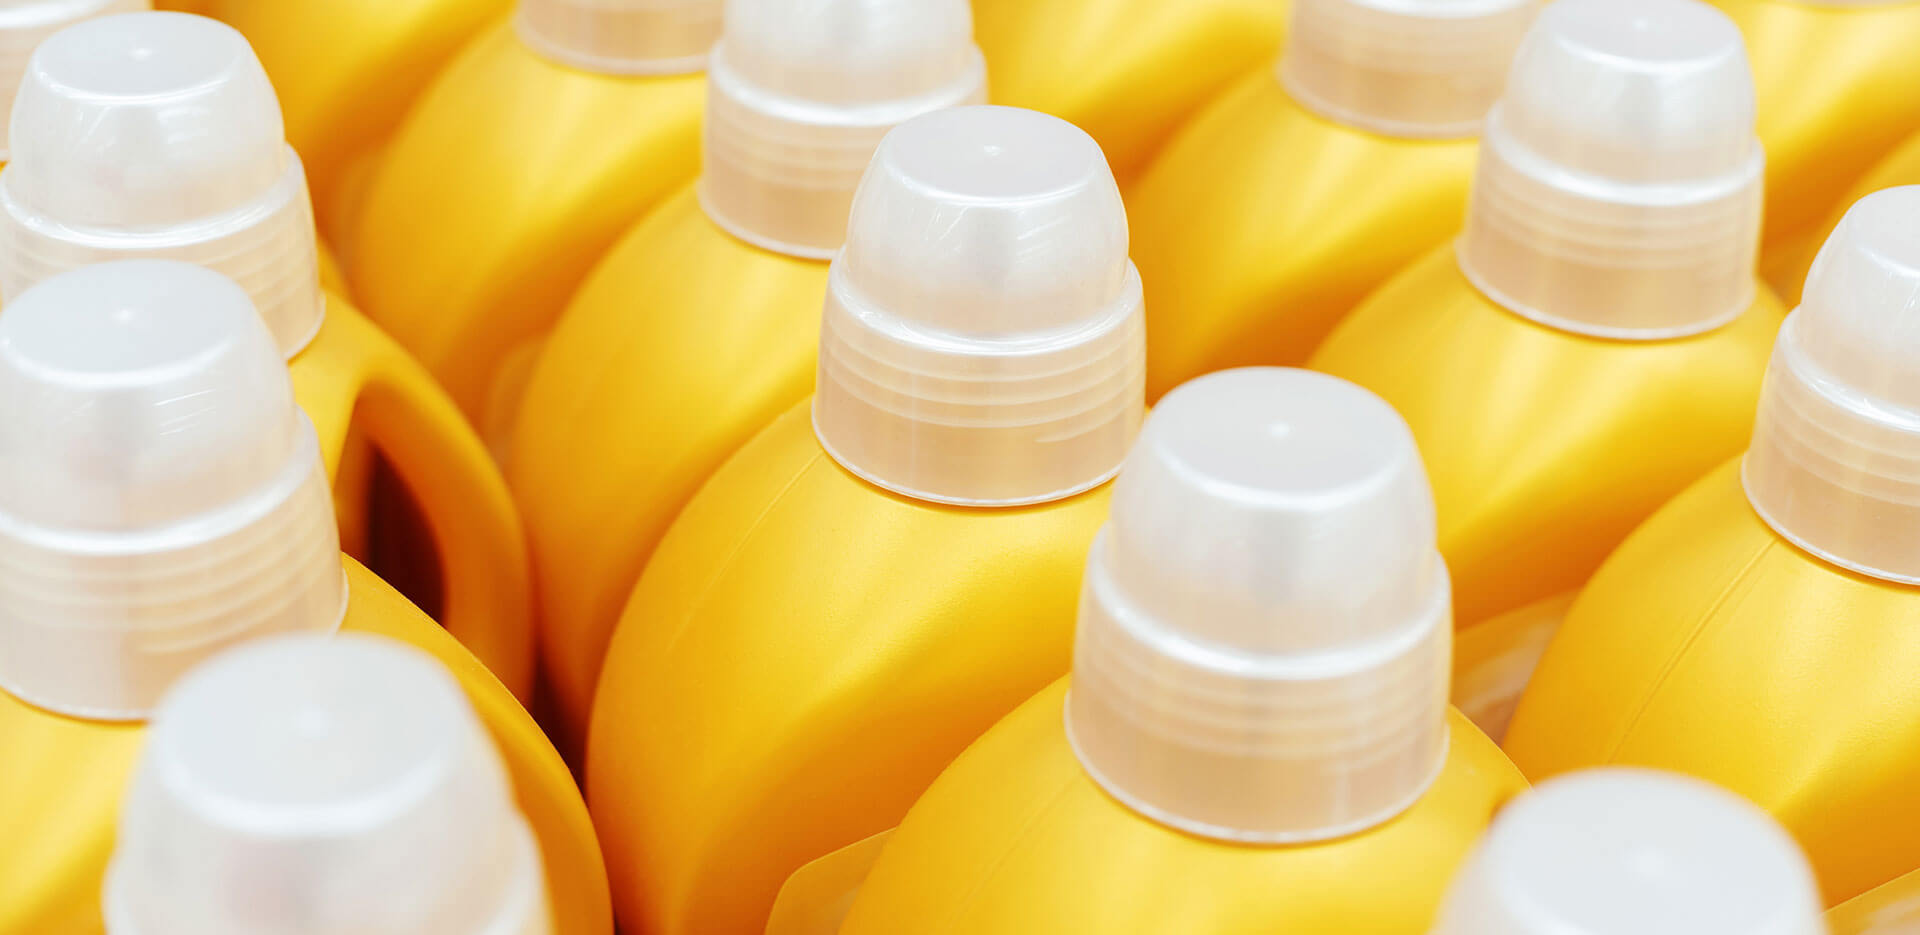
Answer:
1279, 0, 1540, 139
0, 12, 324, 358
1431, 769, 1825, 935
0, 261, 343, 721
813, 106, 1146, 506
104, 634, 550, 935
0, 0, 150, 160
1457, 0, 1764, 339
515, 0, 722, 75
1065, 367, 1452, 843
699, 0, 985, 259
1744, 187, 1920, 585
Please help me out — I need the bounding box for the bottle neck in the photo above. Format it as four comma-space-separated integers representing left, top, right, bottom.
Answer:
1277, 0, 1538, 139
1456, 104, 1764, 339
0, 148, 327, 358
514, 0, 721, 75
0, 422, 346, 720
1743, 309, 1920, 585
811, 261, 1146, 507
698, 39, 985, 260
1065, 530, 1454, 843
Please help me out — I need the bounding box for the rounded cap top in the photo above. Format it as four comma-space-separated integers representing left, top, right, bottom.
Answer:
0, 0, 151, 160
814, 105, 1145, 506
1498, 0, 1754, 183
105, 634, 549, 935
0, 261, 291, 532
515, 0, 723, 74
0, 12, 324, 357
1280, 0, 1540, 138
721, 0, 976, 102
1744, 186, 1920, 584
1066, 368, 1452, 843
1432, 769, 1824, 935
698, 0, 985, 258
0, 261, 343, 720
1107, 367, 1439, 652
9, 12, 282, 226
1457, 0, 1764, 339
840, 105, 1130, 333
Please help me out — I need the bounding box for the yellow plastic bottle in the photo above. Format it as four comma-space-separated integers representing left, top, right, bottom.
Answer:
1711, 0, 1920, 301
0, 261, 610, 935
103, 633, 556, 934
1432, 769, 1827, 935
348, 0, 716, 430
839, 367, 1526, 934
507, 0, 985, 746
1127, 0, 1538, 396
1311, 0, 1783, 628
0, 12, 534, 698
586, 106, 1146, 935
1505, 186, 1920, 906
971, 0, 1286, 181
199, 0, 512, 251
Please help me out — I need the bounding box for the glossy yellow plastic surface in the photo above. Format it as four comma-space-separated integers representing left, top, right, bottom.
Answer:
1505, 459, 1920, 905
349, 21, 705, 423
839, 681, 1526, 934
1310, 249, 1784, 627
1770, 129, 1920, 309
317, 239, 351, 299
1452, 591, 1574, 744
1711, 0, 1920, 298
1831, 866, 1920, 935
972, 0, 1286, 181
586, 403, 1113, 935
208, 0, 511, 246
509, 187, 829, 746
0, 559, 609, 935
294, 293, 535, 701
764, 830, 895, 935
1129, 71, 1478, 397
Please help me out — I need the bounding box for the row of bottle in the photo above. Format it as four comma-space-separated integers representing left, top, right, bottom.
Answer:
3, 3, 1920, 935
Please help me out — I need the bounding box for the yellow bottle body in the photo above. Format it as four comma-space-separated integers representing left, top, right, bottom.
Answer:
293, 293, 535, 701
586, 402, 1113, 935
508, 186, 829, 745
1831, 867, 1920, 935
207, 0, 511, 247
1505, 459, 1920, 905
972, 0, 1287, 181
1128, 71, 1478, 397
1709, 0, 1920, 299
1310, 249, 1784, 627
840, 680, 1526, 934
0, 559, 609, 935
1452, 590, 1575, 743
349, 22, 705, 423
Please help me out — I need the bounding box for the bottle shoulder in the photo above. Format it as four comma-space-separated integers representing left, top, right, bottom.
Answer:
846, 682, 1521, 934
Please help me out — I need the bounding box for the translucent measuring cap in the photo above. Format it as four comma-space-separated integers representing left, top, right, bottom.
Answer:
516, 0, 723, 74
104, 634, 550, 935
0, 0, 150, 160
1066, 367, 1452, 843
1745, 186, 1920, 584
1280, 0, 1541, 138
0, 260, 342, 720
1458, 0, 1764, 338
1432, 769, 1825, 935
700, 0, 985, 258
813, 105, 1146, 506
0, 11, 323, 356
